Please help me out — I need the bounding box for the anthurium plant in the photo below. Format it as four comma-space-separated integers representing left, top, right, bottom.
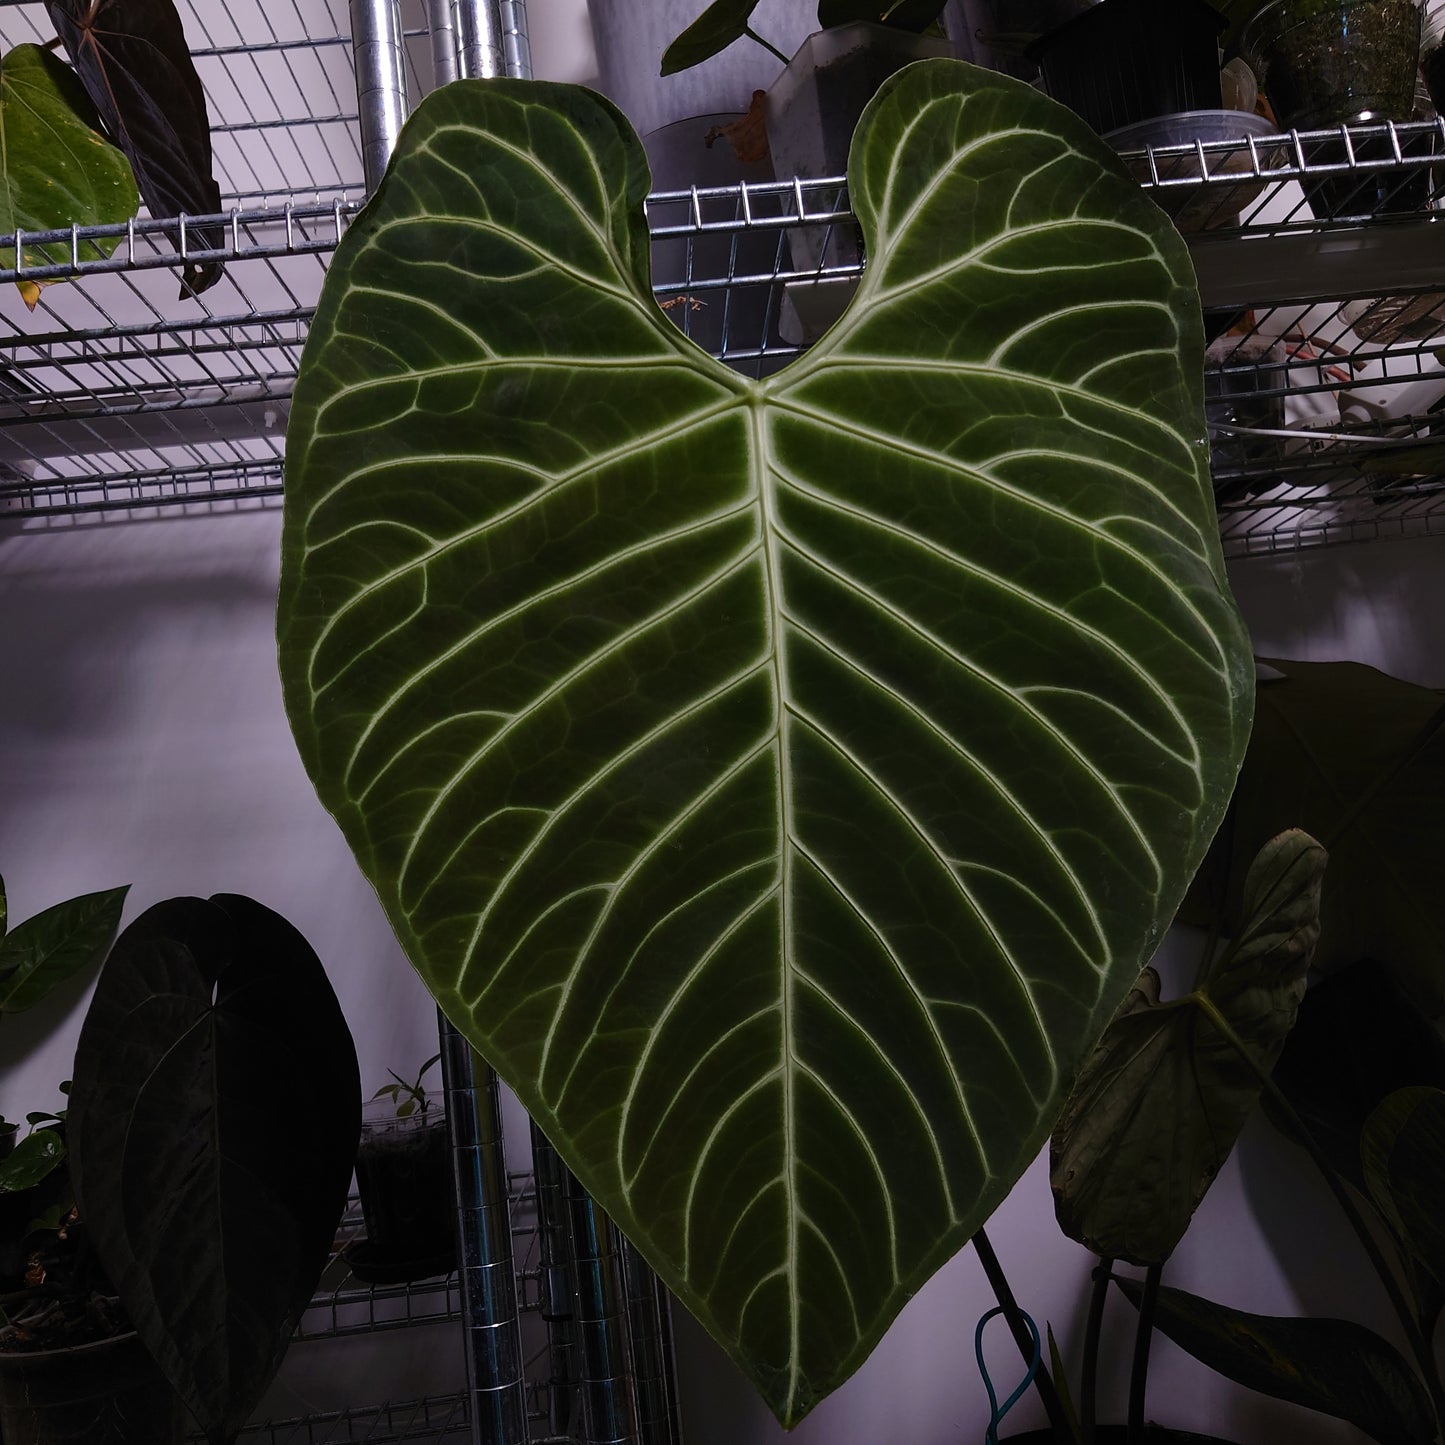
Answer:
1033, 660, 1445, 1444
663, 0, 950, 74
0, 0, 222, 303
277, 60, 1253, 1425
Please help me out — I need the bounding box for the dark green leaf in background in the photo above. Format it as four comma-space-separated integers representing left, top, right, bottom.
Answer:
1269, 960, 1445, 1193
0, 1127, 64, 1194
44, 0, 223, 297
277, 66, 1253, 1422
1119, 1278, 1437, 1445
1184, 659, 1445, 1015
0, 44, 139, 303
1051, 831, 1325, 1264
1362, 1087, 1445, 1289
661, 0, 768, 74
0, 884, 128, 1017
69, 895, 361, 1445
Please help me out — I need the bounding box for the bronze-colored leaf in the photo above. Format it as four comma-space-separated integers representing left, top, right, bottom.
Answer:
44, 0, 223, 297
1051, 831, 1326, 1264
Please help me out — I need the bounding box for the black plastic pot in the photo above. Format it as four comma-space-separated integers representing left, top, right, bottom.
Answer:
0, 1330, 185, 1444
350, 1106, 457, 1283
1027, 0, 1227, 134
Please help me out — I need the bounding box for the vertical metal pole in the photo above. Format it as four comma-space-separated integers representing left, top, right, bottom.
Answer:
499, 0, 532, 79
531, 1120, 580, 1437
427, 0, 462, 86
349, 0, 410, 192
530, 1129, 640, 1444
620, 1241, 683, 1445
454, 0, 507, 79
439, 1013, 528, 1445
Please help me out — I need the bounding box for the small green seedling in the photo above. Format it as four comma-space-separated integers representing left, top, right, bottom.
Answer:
371, 1053, 442, 1118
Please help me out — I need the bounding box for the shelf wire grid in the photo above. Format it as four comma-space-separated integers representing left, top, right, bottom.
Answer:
0, 37, 1442, 554
222, 1172, 587, 1445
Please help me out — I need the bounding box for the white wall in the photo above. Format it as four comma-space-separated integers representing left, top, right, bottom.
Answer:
2, 496, 1436, 1443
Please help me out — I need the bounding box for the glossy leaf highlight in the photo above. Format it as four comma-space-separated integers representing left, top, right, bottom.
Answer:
278, 66, 1253, 1422
0, 884, 127, 1016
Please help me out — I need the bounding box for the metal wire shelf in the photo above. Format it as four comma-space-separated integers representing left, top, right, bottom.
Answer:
0, 114, 1442, 552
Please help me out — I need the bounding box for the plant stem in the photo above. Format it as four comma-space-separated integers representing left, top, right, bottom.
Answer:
1127, 1264, 1162, 1445
973, 1226, 1075, 1440
1195, 992, 1445, 1439
743, 25, 790, 65
1081, 1256, 1113, 1445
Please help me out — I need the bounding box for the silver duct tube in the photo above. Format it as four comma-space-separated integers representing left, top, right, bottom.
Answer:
439, 1015, 528, 1445
349, 0, 410, 192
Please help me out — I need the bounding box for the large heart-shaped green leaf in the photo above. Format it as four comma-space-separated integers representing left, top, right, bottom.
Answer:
278, 64, 1252, 1422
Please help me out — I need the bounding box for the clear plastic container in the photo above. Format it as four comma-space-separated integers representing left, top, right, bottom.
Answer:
1239, 0, 1424, 129
1105, 110, 1283, 230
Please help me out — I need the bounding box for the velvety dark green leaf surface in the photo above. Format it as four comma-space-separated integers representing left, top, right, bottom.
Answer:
1051, 831, 1324, 1265
1118, 1279, 1437, 1445
68, 895, 361, 1445
278, 66, 1253, 1421
0, 44, 138, 288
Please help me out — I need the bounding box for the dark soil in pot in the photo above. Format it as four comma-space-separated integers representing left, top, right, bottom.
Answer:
0, 1330, 185, 1445
350, 1107, 457, 1283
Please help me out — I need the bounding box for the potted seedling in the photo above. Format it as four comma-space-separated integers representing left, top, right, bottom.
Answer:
0, 1088, 187, 1445
348, 1053, 457, 1284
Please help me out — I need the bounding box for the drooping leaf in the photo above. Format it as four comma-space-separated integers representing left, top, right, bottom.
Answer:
1362, 1087, 1445, 1290
0, 873, 7, 937
277, 66, 1253, 1423
68, 894, 361, 1445
1265, 958, 1445, 1329
0, 44, 138, 305
0, 1128, 64, 1194
0, 885, 128, 1017
661, 0, 768, 74
1269, 960, 1445, 1194
1117, 1278, 1437, 1445
44, 0, 223, 297
1183, 659, 1445, 1015
1051, 831, 1325, 1265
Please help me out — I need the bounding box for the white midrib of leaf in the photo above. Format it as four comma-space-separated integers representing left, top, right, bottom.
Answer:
752, 389, 805, 1412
